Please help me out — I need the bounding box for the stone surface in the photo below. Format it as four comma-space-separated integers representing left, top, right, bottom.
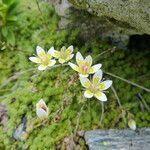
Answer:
48, 0, 150, 49
84, 128, 150, 150
13, 117, 27, 141
69, 0, 150, 34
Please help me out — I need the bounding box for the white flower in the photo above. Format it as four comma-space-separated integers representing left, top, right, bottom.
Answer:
36, 99, 49, 119
49, 45, 74, 64
68, 52, 102, 77
29, 46, 56, 71
80, 70, 112, 101
128, 119, 136, 130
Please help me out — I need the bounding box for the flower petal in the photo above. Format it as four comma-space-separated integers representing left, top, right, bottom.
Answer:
68, 62, 79, 72
66, 45, 73, 54
89, 64, 102, 74
80, 77, 91, 88
54, 51, 61, 58
76, 52, 84, 65
47, 47, 55, 58
37, 99, 46, 105
79, 74, 89, 77
84, 90, 94, 98
66, 54, 74, 61
48, 46, 54, 54
58, 58, 65, 64
85, 55, 92, 66
36, 108, 48, 119
48, 47, 60, 58
93, 69, 103, 84
99, 80, 112, 90
36, 46, 45, 58
61, 46, 66, 51
38, 64, 47, 70
36, 99, 49, 119
29, 57, 41, 63
94, 91, 107, 101
48, 59, 56, 67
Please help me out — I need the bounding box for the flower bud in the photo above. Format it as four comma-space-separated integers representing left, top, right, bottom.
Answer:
36, 99, 49, 119
128, 119, 136, 130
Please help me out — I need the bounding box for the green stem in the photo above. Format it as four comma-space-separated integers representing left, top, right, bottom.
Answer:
35, 0, 48, 30
137, 93, 150, 112
94, 47, 116, 61
74, 103, 85, 135
111, 85, 127, 124
105, 71, 150, 92
100, 102, 104, 124
0, 64, 68, 89
111, 85, 122, 107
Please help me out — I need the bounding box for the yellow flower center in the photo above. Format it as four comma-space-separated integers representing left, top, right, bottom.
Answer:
79, 62, 90, 75
82, 65, 88, 72
60, 51, 68, 60
40, 55, 50, 66
89, 83, 99, 94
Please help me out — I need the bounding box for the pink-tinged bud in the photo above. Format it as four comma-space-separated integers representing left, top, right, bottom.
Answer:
36, 99, 49, 119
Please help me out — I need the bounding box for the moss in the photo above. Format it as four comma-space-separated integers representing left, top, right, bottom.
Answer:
68, 0, 88, 10
0, 0, 150, 149
69, 0, 150, 34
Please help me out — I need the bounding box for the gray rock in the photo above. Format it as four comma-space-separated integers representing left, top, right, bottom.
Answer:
13, 117, 27, 141
69, 0, 150, 34
48, 0, 150, 49
50, 0, 71, 17
13, 123, 26, 141
84, 128, 150, 150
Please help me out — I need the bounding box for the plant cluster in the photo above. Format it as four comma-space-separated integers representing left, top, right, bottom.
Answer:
29, 45, 112, 120
19, 45, 116, 149
0, 0, 149, 149
0, 0, 20, 46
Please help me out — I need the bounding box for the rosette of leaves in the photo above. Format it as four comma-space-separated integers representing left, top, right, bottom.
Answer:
0, 0, 20, 47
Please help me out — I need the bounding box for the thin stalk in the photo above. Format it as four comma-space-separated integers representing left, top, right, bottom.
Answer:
68, 119, 74, 136
94, 47, 116, 61
137, 93, 150, 112
111, 85, 127, 124
88, 100, 92, 125
105, 71, 150, 93
111, 85, 122, 108
35, 0, 48, 30
74, 103, 85, 135
0, 64, 68, 89
100, 102, 104, 124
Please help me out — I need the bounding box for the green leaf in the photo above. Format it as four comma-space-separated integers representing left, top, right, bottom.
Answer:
6, 15, 17, 22
1, 26, 8, 37
7, 30, 15, 46
2, 0, 15, 5
7, 0, 20, 14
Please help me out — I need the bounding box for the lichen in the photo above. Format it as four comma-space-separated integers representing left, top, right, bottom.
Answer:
69, 0, 150, 34
0, 0, 150, 149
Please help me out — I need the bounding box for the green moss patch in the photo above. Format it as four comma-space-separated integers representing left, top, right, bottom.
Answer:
0, 0, 149, 149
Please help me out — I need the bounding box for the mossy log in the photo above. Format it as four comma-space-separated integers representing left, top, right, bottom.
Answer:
85, 128, 150, 150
